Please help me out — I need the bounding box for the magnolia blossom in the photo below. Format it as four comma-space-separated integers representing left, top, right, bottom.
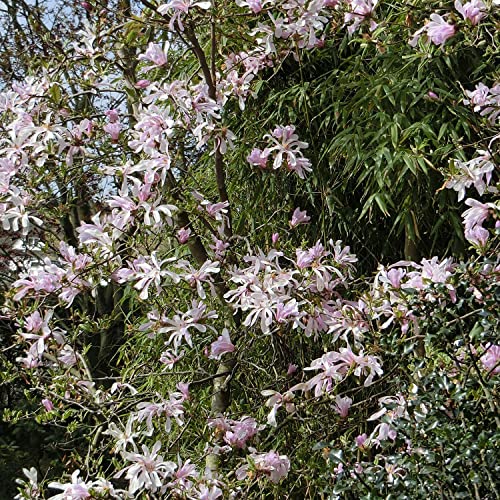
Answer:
247, 147, 271, 168
455, 0, 486, 25
208, 416, 262, 448
210, 235, 230, 259
290, 207, 311, 227
48, 470, 91, 500
299, 346, 383, 396
165, 458, 198, 494
410, 14, 456, 47
14, 467, 40, 500
235, 0, 267, 13
209, 329, 235, 359
385, 461, 406, 483
105, 109, 120, 122
116, 442, 177, 494
254, 450, 291, 483
236, 450, 290, 483
177, 259, 220, 299
333, 395, 353, 418
193, 485, 223, 499
103, 417, 140, 453
42, 398, 54, 411
462, 198, 497, 246
480, 344, 500, 375
463, 82, 500, 124
57, 344, 77, 366
177, 227, 191, 243
103, 122, 121, 141
267, 125, 311, 174
445, 152, 495, 201
344, 0, 379, 35
114, 253, 179, 300
138, 42, 170, 71
1, 187, 43, 235
135, 392, 186, 434
135, 79, 151, 88
157, 0, 211, 31
261, 389, 295, 426
355, 433, 369, 449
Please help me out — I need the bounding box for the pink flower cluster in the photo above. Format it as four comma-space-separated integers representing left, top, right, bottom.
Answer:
208, 415, 263, 448
463, 82, 500, 124
247, 125, 312, 178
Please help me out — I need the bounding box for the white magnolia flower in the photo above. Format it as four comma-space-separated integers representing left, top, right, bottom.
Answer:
115, 441, 177, 494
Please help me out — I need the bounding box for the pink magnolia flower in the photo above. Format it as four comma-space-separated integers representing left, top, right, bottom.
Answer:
194, 485, 223, 499
455, 0, 486, 25
114, 254, 172, 300
48, 470, 91, 499
176, 382, 190, 401
261, 389, 295, 426
210, 236, 229, 259
410, 14, 456, 47
158, 0, 210, 14
247, 148, 270, 168
267, 125, 310, 172
466, 224, 489, 246
224, 417, 260, 448
103, 122, 121, 141
208, 416, 262, 449
136, 393, 185, 433
463, 83, 500, 124
355, 433, 369, 449
177, 227, 191, 243
463, 198, 491, 228
287, 156, 312, 179
235, 0, 266, 13
427, 15, 456, 45
462, 198, 498, 246
105, 108, 120, 123
209, 329, 235, 360
166, 458, 197, 493
464, 82, 491, 111
15, 467, 40, 499
344, 0, 379, 35
333, 395, 352, 418
115, 442, 177, 494
58, 345, 77, 366
102, 417, 139, 454
237, 450, 290, 483
300, 346, 383, 396
333, 462, 344, 477
255, 450, 291, 483
157, 0, 211, 31
203, 201, 229, 220
290, 207, 310, 228
138, 42, 169, 71
20, 309, 65, 355
135, 79, 151, 88
480, 344, 500, 375
42, 398, 54, 411
177, 259, 220, 299
160, 349, 184, 368
445, 152, 495, 201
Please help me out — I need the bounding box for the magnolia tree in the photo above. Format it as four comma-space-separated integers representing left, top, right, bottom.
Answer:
1, 0, 499, 498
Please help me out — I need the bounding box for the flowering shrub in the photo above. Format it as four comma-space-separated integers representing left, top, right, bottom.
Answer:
0, 0, 498, 498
